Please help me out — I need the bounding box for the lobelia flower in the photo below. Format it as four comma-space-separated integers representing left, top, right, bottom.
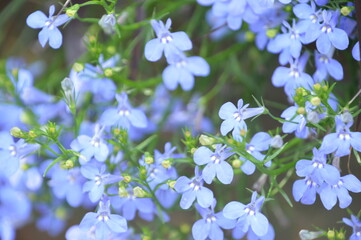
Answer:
305, 10, 349, 54
0, 131, 39, 177
320, 115, 361, 157
193, 144, 234, 184
110, 187, 155, 221
81, 164, 123, 203
280, 104, 313, 139
70, 125, 109, 164
174, 166, 213, 209
79, 199, 127, 240
232, 222, 275, 240
219, 99, 264, 141
144, 18, 192, 62
78, 55, 119, 102
267, 19, 308, 65
293, 175, 319, 205
192, 200, 236, 240
26, 5, 70, 49
239, 132, 272, 175
271, 53, 314, 98
162, 52, 210, 91
223, 191, 270, 237
319, 174, 361, 210
36, 202, 67, 236
99, 92, 147, 129
48, 166, 86, 207
343, 215, 361, 240
295, 148, 339, 186
313, 49, 343, 81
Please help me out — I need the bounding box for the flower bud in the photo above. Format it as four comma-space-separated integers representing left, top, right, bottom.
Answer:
10, 127, 23, 138
341, 6, 353, 16
266, 29, 278, 39
270, 135, 283, 148
199, 134, 215, 146
341, 111, 353, 124
161, 159, 172, 169
123, 175, 132, 183
99, 14, 116, 35
66, 4, 79, 17
104, 68, 113, 77
313, 83, 321, 91
118, 187, 128, 197
297, 107, 305, 115
310, 97, 321, 106
72, 62, 84, 72
144, 152, 154, 165
167, 180, 176, 189
232, 159, 242, 168
133, 186, 146, 198
307, 111, 320, 124
299, 229, 323, 240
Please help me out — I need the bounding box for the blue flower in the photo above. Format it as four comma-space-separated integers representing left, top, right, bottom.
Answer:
174, 167, 214, 209
26, 5, 70, 49
232, 222, 275, 240
70, 125, 109, 164
145, 18, 192, 62
0, 131, 39, 177
343, 215, 361, 240
267, 19, 308, 64
281, 104, 312, 139
99, 92, 148, 129
48, 166, 85, 207
219, 99, 264, 141
79, 199, 127, 240
295, 148, 339, 185
192, 200, 236, 240
271, 53, 314, 98
292, 176, 318, 205
319, 174, 361, 210
162, 52, 210, 91
81, 164, 123, 203
223, 192, 269, 237
313, 49, 344, 81
194, 144, 234, 184
110, 187, 155, 221
239, 132, 272, 175
320, 115, 361, 157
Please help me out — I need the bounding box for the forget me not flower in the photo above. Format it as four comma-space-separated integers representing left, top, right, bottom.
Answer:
343, 215, 361, 240
26, 5, 70, 49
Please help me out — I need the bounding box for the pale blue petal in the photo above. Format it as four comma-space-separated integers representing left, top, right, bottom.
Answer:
174, 176, 191, 193
320, 185, 337, 210
187, 57, 210, 76
180, 190, 196, 209
223, 201, 245, 219
38, 27, 50, 47
162, 65, 179, 90
26, 11, 47, 29
197, 187, 213, 208
129, 109, 147, 128
271, 67, 289, 87
250, 213, 269, 237
329, 28, 349, 51
194, 147, 212, 165
48, 27, 63, 49
219, 102, 237, 119
99, 108, 118, 126
171, 31, 192, 51
326, 59, 343, 80
107, 214, 127, 233
216, 161, 233, 184
241, 160, 256, 175
220, 118, 236, 136
342, 174, 361, 193
145, 39, 164, 62
316, 33, 331, 54
192, 219, 209, 240
202, 164, 216, 184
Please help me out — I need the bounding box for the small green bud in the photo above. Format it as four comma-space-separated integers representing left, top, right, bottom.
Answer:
313, 83, 321, 91
327, 230, 335, 239
199, 134, 215, 146
336, 232, 345, 239
245, 31, 255, 42
133, 186, 146, 198
168, 180, 176, 189
72, 62, 84, 72
240, 129, 247, 137
232, 159, 242, 168
10, 127, 23, 138
266, 28, 278, 39
123, 175, 132, 183
341, 6, 353, 16
104, 68, 113, 77
55, 207, 67, 220
144, 152, 154, 165
310, 97, 321, 106
118, 187, 128, 197
60, 160, 74, 169
28, 130, 37, 138
180, 224, 191, 234
297, 107, 305, 115
190, 148, 197, 154
161, 159, 172, 169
